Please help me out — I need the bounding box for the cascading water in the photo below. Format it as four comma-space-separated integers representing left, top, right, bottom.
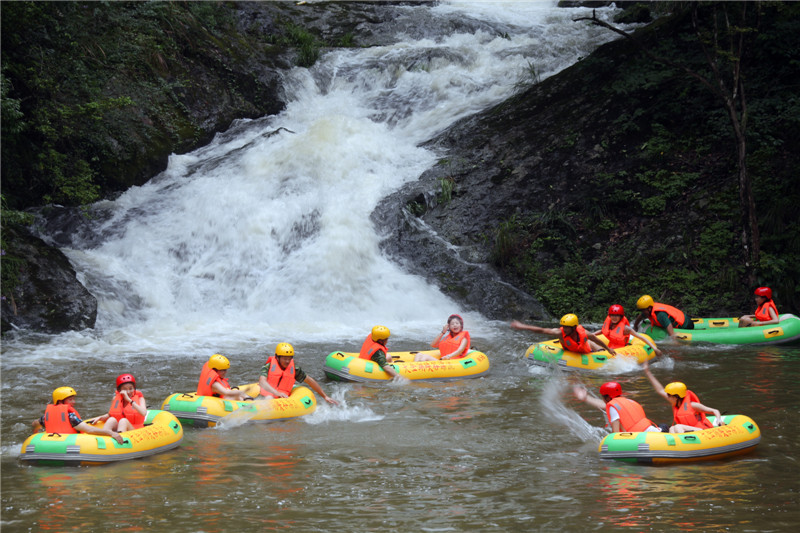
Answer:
2, 1, 630, 360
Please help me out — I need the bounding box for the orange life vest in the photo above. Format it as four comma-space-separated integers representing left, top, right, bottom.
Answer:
602, 316, 630, 349
754, 299, 778, 322
43, 403, 81, 434
606, 397, 655, 433
108, 390, 146, 429
648, 303, 687, 329
672, 390, 712, 428
560, 325, 592, 353
439, 330, 471, 359
196, 362, 230, 397
259, 356, 296, 397
359, 335, 387, 361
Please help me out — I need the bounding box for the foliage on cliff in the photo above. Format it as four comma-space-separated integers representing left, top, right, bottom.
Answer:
382, 1, 800, 320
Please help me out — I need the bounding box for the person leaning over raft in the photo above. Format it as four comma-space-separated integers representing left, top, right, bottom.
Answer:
415, 314, 471, 362
594, 304, 663, 357
511, 313, 617, 356
87, 373, 147, 433
359, 325, 401, 379
197, 354, 253, 401
642, 359, 723, 433
573, 382, 664, 433
739, 286, 780, 328
632, 295, 694, 340
32, 387, 125, 444
258, 342, 339, 405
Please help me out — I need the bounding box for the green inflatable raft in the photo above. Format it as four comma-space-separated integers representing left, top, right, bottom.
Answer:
645, 313, 800, 345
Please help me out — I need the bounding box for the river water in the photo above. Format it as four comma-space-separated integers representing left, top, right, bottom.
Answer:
2, 2, 798, 531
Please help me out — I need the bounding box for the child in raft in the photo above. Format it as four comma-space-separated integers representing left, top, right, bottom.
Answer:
739, 286, 780, 327
258, 342, 339, 406
511, 313, 617, 356
593, 304, 663, 357
33, 387, 124, 444
415, 314, 471, 361
87, 373, 147, 432
642, 359, 724, 433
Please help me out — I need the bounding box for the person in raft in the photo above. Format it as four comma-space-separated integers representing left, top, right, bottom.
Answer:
573, 382, 664, 433
414, 314, 471, 361
258, 342, 339, 405
642, 359, 723, 433
738, 286, 780, 328
510, 313, 617, 356
359, 325, 401, 379
86, 373, 147, 432
593, 304, 663, 357
632, 294, 695, 340
32, 387, 125, 444
196, 354, 253, 401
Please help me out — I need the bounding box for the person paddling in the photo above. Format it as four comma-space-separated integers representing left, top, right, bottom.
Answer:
511, 313, 617, 356
196, 354, 253, 401
258, 342, 339, 405
642, 359, 723, 433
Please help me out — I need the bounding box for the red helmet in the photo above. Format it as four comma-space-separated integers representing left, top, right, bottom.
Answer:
116, 373, 136, 389
608, 304, 625, 316
599, 382, 622, 399
754, 287, 772, 299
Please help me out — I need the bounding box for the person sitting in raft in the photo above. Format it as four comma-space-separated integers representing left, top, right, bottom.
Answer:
593, 304, 663, 357
642, 359, 723, 433
739, 286, 780, 328
510, 313, 617, 356
258, 342, 339, 406
87, 373, 147, 432
632, 295, 695, 340
415, 314, 471, 362
360, 325, 401, 380
573, 382, 664, 433
32, 387, 124, 444
197, 354, 253, 401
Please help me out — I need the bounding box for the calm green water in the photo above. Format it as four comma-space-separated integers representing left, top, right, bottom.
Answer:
2, 332, 799, 532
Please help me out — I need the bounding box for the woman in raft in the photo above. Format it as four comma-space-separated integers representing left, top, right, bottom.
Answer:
415, 314, 471, 361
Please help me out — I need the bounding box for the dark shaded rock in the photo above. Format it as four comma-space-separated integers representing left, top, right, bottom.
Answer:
1, 227, 97, 335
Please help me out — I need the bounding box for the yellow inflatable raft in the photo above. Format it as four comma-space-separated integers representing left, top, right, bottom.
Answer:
160, 384, 317, 428
599, 414, 760, 464
524, 334, 656, 371
323, 349, 490, 383
19, 410, 183, 466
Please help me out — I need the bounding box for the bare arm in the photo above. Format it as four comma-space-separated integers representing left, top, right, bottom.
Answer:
627, 327, 663, 357
431, 324, 448, 348
691, 402, 723, 426
573, 385, 606, 411
642, 359, 668, 401
510, 320, 559, 336
304, 376, 339, 406
587, 332, 616, 356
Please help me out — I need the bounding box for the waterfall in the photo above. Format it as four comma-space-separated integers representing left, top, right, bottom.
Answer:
4, 1, 630, 359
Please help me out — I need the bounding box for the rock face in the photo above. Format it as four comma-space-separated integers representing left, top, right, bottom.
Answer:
1, 227, 97, 334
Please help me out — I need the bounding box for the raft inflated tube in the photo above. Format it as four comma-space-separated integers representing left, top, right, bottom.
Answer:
323, 349, 490, 383
599, 414, 760, 464
645, 313, 800, 345
524, 333, 656, 371
160, 384, 317, 428
19, 410, 183, 466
